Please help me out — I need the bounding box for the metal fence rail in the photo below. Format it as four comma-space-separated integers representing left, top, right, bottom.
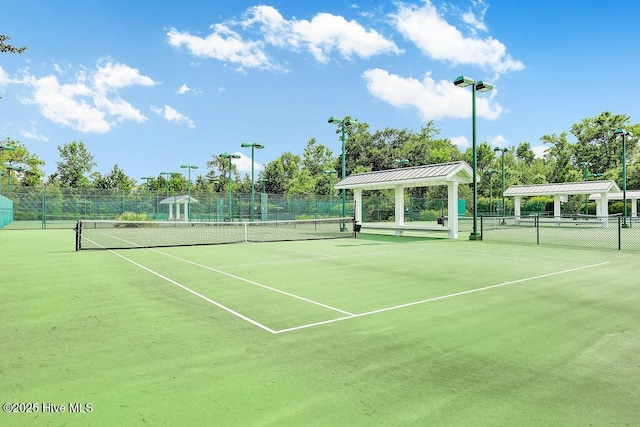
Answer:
481, 215, 640, 252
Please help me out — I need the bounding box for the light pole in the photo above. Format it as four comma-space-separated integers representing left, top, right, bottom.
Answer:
241, 143, 265, 221
493, 147, 510, 216
180, 165, 198, 221
0, 144, 16, 196
6, 164, 25, 198
484, 169, 498, 214
324, 169, 337, 216
328, 116, 359, 229
160, 172, 177, 199
614, 129, 632, 227
220, 152, 240, 221
454, 76, 494, 240
141, 176, 154, 212
393, 159, 409, 168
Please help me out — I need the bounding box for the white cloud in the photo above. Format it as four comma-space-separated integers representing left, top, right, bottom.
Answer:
167, 6, 401, 70
150, 104, 195, 128
92, 59, 155, 93
12, 59, 154, 133
166, 25, 275, 70
232, 152, 264, 173
489, 135, 507, 147
177, 83, 190, 95
532, 145, 548, 159
362, 68, 502, 121
391, 1, 523, 74
21, 126, 49, 142
450, 135, 470, 150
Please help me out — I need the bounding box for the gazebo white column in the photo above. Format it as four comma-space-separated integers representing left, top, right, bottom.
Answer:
354, 189, 363, 224
183, 202, 189, 222
168, 202, 174, 220
447, 181, 458, 239
514, 196, 522, 221
553, 194, 561, 221
632, 197, 638, 218
599, 193, 608, 227
394, 186, 405, 236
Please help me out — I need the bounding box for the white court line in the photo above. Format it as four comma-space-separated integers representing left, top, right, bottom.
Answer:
272, 261, 611, 334
81, 236, 277, 334
149, 249, 355, 316
92, 232, 354, 316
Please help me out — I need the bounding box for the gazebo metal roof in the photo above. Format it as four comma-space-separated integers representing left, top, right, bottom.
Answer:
504, 181, 620, 197
334, 161, 476, 190
160, 195, 199, 204
589, 190, 640, 200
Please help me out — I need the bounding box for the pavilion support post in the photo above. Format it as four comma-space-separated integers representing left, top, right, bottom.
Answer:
447, 181, 459, 239
554, 194, 561, 225
600, 193, 609, 228
514, 196, 521, 223
354, 189, 363, 224
394, 186, 405, 236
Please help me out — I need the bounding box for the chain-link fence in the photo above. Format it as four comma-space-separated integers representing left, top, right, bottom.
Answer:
1, 188, 477, 230
481, 215, 640, 251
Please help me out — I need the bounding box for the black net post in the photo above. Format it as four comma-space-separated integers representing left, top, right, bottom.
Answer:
75, 220, 82, 251
618, 216, 622, 250
536, 214, 540, 245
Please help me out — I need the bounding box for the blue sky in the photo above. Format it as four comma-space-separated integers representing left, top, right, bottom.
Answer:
1, 0, 639, 182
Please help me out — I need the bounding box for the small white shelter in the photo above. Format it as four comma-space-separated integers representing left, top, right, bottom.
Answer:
589, 190, 640, 217
334, 161, 476, 239
160, 195, 198, 221
504, 181, 621, 225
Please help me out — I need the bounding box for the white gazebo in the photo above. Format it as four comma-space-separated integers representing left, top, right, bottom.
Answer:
160, 195, 198, 221
589, 190, 640, 217
334, 161, 476, 239
504, 181, 621, 226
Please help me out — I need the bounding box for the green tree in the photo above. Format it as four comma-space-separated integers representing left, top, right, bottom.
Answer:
515, 142, 535, 166
262, 152, 300, 194
570, 111, 633, 172
52, 141, 97, 188
0, 137, 45, 187
541, 132, 578, 183
0, 35, 26, 54
207, 154, 240, 193
92, 164, 135, 191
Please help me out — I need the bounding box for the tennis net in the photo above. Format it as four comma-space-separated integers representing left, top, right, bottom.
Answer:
75, 217, 355, 250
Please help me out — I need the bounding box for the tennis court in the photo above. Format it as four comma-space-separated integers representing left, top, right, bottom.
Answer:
2, 226, 639, 425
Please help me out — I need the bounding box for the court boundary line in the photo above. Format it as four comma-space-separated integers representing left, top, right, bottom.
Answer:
150, 248, 355, 316
83, 234, 610, 335
81, 236, 278, 334
272, 261, 611, 334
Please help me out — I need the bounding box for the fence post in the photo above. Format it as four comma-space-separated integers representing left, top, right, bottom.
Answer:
618, 216, 622, 250
536, 214, 540, 245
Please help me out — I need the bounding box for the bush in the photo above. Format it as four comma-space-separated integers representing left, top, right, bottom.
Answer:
117, 212, 152, 221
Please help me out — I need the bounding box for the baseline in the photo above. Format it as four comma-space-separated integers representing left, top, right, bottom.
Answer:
273, 261, 611, 334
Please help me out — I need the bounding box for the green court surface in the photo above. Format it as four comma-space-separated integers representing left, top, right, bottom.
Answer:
1, 230, 639, 425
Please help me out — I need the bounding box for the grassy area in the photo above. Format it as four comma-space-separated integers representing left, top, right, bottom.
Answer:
1, 230, 639, 425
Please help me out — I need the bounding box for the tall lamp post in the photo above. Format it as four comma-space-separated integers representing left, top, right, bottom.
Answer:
241, 143, 265, 221
141, 176, 154, 212
180, 165, 198, 221
0, 144, 16, 196
484, 169, 498, 214
454, 76, 494, 240
493, 147, 510, 216
220, 153, 240, 221
6, 164, 25, 198
324, 169, 337, 216
393, 159, 409, 168
614, 129, 632, 228
160, 172, 177, 199
328, 116, 359, 229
